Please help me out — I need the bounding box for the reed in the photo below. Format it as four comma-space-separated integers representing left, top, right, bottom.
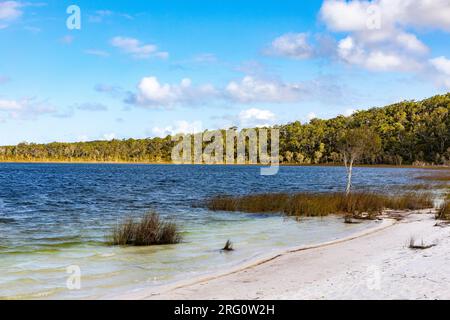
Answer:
222, 240, 234, 251
110, 212, 182, 246
416, 174, 450, 182
206, 192, 433, 218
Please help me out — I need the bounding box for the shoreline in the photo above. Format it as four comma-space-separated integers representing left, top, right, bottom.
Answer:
114, 209, 450, 300
112, 215, 397, 300
0, 160, 448, 170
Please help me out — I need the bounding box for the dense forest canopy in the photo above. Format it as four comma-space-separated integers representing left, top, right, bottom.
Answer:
1, 93, 449, 165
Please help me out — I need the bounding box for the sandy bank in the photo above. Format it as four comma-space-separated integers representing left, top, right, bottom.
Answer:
114, 209, 450, 300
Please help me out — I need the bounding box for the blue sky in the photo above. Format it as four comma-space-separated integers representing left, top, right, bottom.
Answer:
0, 0, 449, 145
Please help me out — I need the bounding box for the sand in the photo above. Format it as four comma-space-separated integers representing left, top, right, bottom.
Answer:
116, 210, 450, 300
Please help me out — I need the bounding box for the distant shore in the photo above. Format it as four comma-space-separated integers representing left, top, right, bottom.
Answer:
0, 160, 448, 170
117, 210, 450, 300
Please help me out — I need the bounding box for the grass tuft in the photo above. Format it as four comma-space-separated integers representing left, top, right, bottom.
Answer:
222, 240, 234, 251
206, 192, 433, 218
110, 212, 182, 246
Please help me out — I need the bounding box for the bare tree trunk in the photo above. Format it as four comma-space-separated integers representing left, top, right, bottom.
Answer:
345, 157, 353, 196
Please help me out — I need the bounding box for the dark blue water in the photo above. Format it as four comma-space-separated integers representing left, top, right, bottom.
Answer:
0, 163, 426, 241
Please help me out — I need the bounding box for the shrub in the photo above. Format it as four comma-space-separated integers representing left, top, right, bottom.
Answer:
110, 212, 182, 246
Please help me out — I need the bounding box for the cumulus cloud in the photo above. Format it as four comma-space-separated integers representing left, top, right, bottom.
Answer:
226, 76, 305, 103
151, 120, 203, 137
316, 0, 450, 72
126, 76, 218, 108
238, 108, 276, 127
267, 33, 314, 59
121, 74, 351, 109
337, 36, 422, 71
430, 56, 450, 89
321, 0, 450, 33
0, 97, 56, 120
111, 36, 168, 59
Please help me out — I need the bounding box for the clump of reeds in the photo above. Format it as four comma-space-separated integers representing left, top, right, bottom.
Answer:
110, 212, 182, 246
416, 174, 450, 182
222, 240, 234, 251
385, 193, 434, 211
206, 192, 433, 218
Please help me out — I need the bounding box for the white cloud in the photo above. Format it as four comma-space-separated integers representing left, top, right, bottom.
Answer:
0, 1, 22, 24
319, 0, 445, 72
226, 76, 305, 103
122, 75, 350, 108
88, 10, 133, 23
344, 108, 356, 116
430, 56, 450, 76
151, 120, 203, 137
238, 108, 276, 127
84, 49, 110, 57
0, 98, 21, 110
337, 36, 421, 71
430, 56, 450, 89
0, 97, 56, 120
102, 133, 116, 141
321, 0, 450, 33
111, 36, 168, 59
320, 0, 368, 32
306, 112, 317, 122
268, 33, 313, 59
127, 76, 217, 108
0, 1, 46, 29
88, 10, 113, 23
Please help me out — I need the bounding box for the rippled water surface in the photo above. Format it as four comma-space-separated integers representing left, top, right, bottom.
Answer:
0, 163, 433, 299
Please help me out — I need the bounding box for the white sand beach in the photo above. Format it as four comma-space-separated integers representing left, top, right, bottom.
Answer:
117, 209, 450, 300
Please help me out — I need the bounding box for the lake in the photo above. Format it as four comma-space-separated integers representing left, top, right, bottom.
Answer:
0, 163, 435, 299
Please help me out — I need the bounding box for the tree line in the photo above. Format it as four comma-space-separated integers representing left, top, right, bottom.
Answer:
1, 93, 449, 165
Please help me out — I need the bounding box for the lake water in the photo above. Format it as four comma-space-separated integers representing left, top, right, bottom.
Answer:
0, 163, 436, 299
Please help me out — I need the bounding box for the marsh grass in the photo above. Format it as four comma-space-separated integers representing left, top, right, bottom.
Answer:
401, 183, 449, 190
110, 212, 182, 246
206, 192, 433, 218
416, 174, 450, 182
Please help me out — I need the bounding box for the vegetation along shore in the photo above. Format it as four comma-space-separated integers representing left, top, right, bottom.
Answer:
0, 94, 449, 166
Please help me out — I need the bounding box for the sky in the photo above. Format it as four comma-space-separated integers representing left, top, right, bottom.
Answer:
0, 0, 449, 145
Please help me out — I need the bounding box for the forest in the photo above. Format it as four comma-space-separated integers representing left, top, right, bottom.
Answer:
1, 93, 449, 165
